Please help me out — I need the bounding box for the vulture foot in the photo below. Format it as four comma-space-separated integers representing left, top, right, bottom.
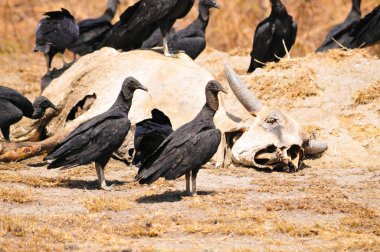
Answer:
100, 183, 114, 191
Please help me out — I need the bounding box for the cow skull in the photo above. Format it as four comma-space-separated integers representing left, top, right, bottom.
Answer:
224, 64, 327, 172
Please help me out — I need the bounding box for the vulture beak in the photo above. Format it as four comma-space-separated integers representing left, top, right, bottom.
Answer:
137, 84, 149, 92
213, 2, 220, 9
220, 86, 228, 94
48, 102, 59, 111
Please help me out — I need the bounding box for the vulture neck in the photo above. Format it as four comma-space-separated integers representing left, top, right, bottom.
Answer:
348, 0, 361, 19
198, 90, 219, 120
111, 89, 134, 115
270, 0, 287, 17
196, 4, 211, 31
101, 1, 118, 22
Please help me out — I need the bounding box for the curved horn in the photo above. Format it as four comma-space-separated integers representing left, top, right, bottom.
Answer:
304, 140, 328, 155
224, 64, 263, 116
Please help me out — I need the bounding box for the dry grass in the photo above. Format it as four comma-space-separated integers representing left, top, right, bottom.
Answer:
264, 194, 379, 216
0, 0, 379, 56
0, 163, 379, 251
0, 187, 33, 203
0, 171, 69, 188
83, 196, 133, 212
353, 80, 380, 105
250, 65, 320, 103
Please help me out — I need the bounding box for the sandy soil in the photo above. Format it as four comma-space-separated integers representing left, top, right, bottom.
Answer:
0, 50, 379, 251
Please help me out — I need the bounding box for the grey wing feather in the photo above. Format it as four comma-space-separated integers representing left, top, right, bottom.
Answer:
137, 129, 221, 183
251, 21, 276, 61
124, 0, 178, 29
0, 86, 33, 115
47, 112, 122, 158
0, 100, 24, 127
47, 118, 130, 168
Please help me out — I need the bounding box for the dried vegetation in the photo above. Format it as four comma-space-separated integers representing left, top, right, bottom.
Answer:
0, 0, 380, 251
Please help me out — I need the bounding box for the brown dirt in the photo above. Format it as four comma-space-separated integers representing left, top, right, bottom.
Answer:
0, 1, 380, 250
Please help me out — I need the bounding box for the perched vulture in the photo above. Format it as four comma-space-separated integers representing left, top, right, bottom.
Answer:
69, 0, 120, 56
349, 4, 380, 48
133, 109, 174, 166
141, 0, 219, 59
0, 86, 57, 142
100, 0, 195, 56
136, 81, 226, 196
317, 0, 361, 52
34, 8, 79, 73
248, 0, 297, 73
45, 77, 148, 190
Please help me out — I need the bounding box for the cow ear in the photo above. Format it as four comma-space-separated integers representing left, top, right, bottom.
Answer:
303, 139, 328, 155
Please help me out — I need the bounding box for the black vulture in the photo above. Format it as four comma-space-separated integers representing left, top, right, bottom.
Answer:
0, 86, 58, 142
136, 81, 226, 196
45, 77, 148, 190
247, 0, 297, 73
69, 0, 120, 56
133, 109, 174, 166
34, 8, 79, 73
349, 5, 380, 48
141, 0, 219, 59
100, 0, 195, 56
316, 0, 361, 52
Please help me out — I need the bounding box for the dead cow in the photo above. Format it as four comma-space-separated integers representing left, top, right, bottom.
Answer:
0, 48, 326, 171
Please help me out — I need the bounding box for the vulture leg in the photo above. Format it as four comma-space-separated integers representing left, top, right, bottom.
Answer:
44, 54, 52, 72
95, 162, 113, 190
1, 126, 10, 142
191, 168, 199, 196
61, 51, 69, 67
185, 171, 191, 195
162, 35, 174, 57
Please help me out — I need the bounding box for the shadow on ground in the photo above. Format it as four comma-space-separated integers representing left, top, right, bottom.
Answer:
60, 179, 126, 190
137, 190, 216, 204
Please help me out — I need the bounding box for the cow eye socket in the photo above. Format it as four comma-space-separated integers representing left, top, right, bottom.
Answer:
265, 116, 278, 124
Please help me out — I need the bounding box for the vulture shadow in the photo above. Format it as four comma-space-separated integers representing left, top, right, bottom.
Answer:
60, 179, 125, 190
137, 190, 215, 204
40, 60, 77, 92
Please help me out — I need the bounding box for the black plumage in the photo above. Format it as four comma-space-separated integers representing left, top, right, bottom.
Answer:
0, 86, 58, 142
133, 109, 174, 166
34, 8, 79, 73
69, 0, 120, 56
349, 5, 380, 48
248, 0, 297, 73
141, 0, 219, 59
45, 77, 148, 190
100, 0, 195, 56
316, 0, 361, 52
136, 81, 226, 196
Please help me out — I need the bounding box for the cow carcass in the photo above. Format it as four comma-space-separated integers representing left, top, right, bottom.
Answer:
0, 48, 326, 171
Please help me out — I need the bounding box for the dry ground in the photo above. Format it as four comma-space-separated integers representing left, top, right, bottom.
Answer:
0, 49, 379, 251
0, 0, 380, 250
